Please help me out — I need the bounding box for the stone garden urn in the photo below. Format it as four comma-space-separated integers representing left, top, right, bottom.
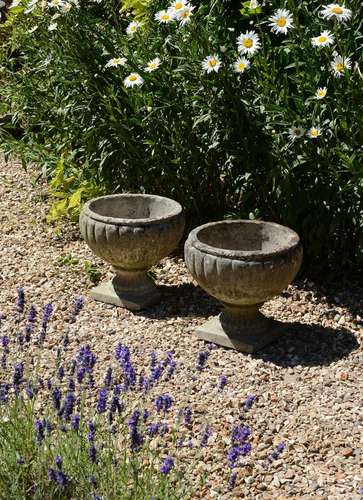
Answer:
79, 194, 185, 310
185, 220, 303, 352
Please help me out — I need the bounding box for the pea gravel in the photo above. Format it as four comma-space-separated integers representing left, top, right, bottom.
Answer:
0, 158, 362, 499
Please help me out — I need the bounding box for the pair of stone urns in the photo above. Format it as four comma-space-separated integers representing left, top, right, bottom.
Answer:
79, 194, 303, 353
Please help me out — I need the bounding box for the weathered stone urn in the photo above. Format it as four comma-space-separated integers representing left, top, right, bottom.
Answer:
79, 194, 185, 310
185, 220, 303, 352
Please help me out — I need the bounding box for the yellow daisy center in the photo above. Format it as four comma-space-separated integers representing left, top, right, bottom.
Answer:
243, 38, 253, 48
162, 14, 169, 20
149, 63, 156, 69
130, 26, 136, 31
182, 10, 189, 17
175, 2, 183, 9
331, 6, 343, 14
311, 129, 319, 137
277, 17, 287, 27
238, 63, 246, 71
318, 35, 327, 43
209, 58, 217, 67
129, 75, 137, 81
317, 90, 325, 97
335, 63, 344, 72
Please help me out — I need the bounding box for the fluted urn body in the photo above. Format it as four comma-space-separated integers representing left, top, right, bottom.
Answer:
185, 220, 303, 352
80, 194, 185, 310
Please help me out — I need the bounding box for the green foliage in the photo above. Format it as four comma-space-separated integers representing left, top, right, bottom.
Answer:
0, 0, 362, 271
83, 260, 102, 284
56, 253, 80, 266
47, 155, 106, 221
120, 0, 151, 19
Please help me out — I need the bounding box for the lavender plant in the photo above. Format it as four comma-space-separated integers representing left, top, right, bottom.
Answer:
0, 290, 287, 496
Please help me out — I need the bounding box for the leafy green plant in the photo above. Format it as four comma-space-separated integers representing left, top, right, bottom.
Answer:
0, 0, 362, 270
56, 254, 80, 266
83, 260, 102, 284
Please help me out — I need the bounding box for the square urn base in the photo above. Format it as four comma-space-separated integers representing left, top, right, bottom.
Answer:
195, 314, 283, 353
89, 279, 161, 311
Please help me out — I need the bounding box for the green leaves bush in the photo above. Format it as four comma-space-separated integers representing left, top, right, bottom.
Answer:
0, 0, 362, 270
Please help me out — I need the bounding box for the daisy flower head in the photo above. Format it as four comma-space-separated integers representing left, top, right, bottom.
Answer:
48, 0, 63, 8
249, 0, 259, 9
8, 0, 21, 8
237, 31, 261, 56
124, 73, 144, 88
315, 87, 327, 99
179, 4, 194, 26
169, 0, 189, 18
307, 126, 322, 139
320, 3, 352, 21
145, 57, 161, 72
62, 2, 72, 12
24, 0, 38, 14
234, 57, 250, 74
311, 30, 334, 47
289, 126, 304, 140
48, 22, 57, 31
105, 57, 127, 68
268, 9, 293, 35
155, 9, 174, 24
331, 54, 351, 77
202, 54, 222, 74
126, 20, 141, 36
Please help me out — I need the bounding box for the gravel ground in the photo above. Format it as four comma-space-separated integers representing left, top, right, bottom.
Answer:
0, 158, 362, 499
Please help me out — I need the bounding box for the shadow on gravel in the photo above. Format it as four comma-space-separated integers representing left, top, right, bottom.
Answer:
252, 322, 360, 367
135, 283, 221, 320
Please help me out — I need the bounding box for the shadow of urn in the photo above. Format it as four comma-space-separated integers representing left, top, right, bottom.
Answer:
79, 194, 185, 310
184, 220, 303, 353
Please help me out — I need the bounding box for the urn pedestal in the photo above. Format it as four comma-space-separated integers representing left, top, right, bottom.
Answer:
184, 220, 303, 352
80, 194, 185, 310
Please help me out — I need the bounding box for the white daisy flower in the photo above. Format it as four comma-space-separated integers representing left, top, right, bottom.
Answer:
233, 57, 250, 73
126, 21, 141, 36
124, 72, 144, 88
249, 0, 259, 9
61, 2, 72, 12
307, 126, 322, 139
145, 57, 161, 72
24, 0, 38, 14
105, 57, 127, 68
48, 22, 57, 31
48, 0, 63, 8
237, 31, 261, 56
320, 3, 352, 21
0, 0, 5, 6
289, 126, 304, 140
170, 0, 189, 18
179, 4, 194, 26
331, 54, 351, 77
8, 0, 21, 8
268, 9, 293, 35
315, 87, 327, 99
201, 54, 222, 74
154, 9, 174, 24
311, 30, 335, 47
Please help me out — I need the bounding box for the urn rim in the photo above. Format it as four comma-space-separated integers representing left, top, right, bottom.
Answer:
82, 193, 184, 226
186, 220, 301, 261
